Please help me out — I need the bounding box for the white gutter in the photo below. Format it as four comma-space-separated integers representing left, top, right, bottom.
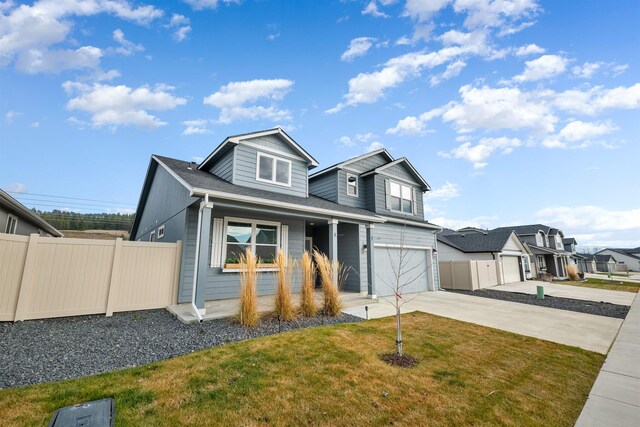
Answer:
190, 195, 208, 323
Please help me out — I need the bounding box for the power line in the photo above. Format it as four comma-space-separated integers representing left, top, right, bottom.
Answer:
15, 197, 136, 210
7, 191, 137, 206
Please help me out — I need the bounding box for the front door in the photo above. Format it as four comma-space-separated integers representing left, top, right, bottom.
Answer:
305, 237, 313, 253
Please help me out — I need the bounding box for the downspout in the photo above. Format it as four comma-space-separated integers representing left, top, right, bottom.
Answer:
190, 195, 207, 322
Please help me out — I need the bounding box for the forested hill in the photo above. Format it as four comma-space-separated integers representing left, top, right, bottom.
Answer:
34, 210, 135, 231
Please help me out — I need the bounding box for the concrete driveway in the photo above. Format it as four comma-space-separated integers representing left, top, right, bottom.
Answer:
343, 291, 622, 354
488, 281, 636, 306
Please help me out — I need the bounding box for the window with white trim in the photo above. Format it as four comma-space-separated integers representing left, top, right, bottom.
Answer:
389, 181, 414, 214
346, 173, 358, 197
223, 219, 280, 264
536, 233, 543, 246
157, 225, 165, 239
256, 152, 291, 186
149, 231, 156, 242
537, 255, 545, 269
5, 214, 18, 234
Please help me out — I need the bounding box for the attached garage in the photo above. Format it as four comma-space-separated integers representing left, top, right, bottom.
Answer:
501, 256, 522, 284
374, 247, 432, 297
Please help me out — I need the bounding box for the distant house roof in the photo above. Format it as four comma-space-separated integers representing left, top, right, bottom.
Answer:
309, 148, 394, 180
198, 128, 319, 171
581, 253, 617, 262
0, 189, 63, 237
563, 237, 577, 245
598, 248, 640, 260
437, 229, 520, 253
493, 224, 553, 236
527, 244, 570, 256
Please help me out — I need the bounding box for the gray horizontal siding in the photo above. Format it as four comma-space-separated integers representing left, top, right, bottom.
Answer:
135, 165, 195, 241
374, 174, 425, 220
207, 149, 234, 182
308, 171, 338, 202
179, 206, 305, 303
233, 144, 308, 198
383, 163, 419, 183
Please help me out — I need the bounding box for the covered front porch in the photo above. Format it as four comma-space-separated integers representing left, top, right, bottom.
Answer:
169, 291, 378, 324
531, 245, 571, 279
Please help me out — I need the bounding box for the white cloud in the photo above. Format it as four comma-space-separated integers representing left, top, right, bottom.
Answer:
203, 79, 294, 124
365, 141, 384, 152
182, 119, 212, 135
15, 46, 103, 74
403, 0, 451, 22
64, 81, 187, 129
558, 120, 616, 142
167, 14, 191, 42
30, 121, 40, 128
453, 0, 539, 30
572, 62, 602, 79
339, 132, 377, 147
341, 37, 375, 62
439, 136, 521, 169
111, 29, 144, 56
5, 110, 22, 123
514, 43, 545, 56
429, 59, 466, 86
362, 1, 389, 18
0, 0, 163, 72
424, 181, 459, 201
4, 182, 28, 193
554, 83, 640, 115
386, 116, 426, 136
536, 206, 640, 232
430, 215, 498, 230
182, 0, 239, 10
513, 54, 568, 82
339, 136, 356, 147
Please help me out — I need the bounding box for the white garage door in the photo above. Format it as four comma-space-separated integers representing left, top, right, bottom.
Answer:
374, 248, 430, 297
502, 256, 522, 284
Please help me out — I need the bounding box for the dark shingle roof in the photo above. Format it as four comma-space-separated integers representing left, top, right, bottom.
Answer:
437, 229, 515, 253
527, 244, 569, 256
600, 248, 640, 260
493, 224, 552, 236
156, 155, 382, 221
563, 237, 577, 245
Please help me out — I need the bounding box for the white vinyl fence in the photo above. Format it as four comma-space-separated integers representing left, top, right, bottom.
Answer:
0, 233, 181, 322
439, 260, 500, 291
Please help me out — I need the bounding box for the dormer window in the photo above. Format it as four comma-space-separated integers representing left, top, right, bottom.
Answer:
388, 180, 414, 214
256, 152, 291, 187
346, 173, 358, 197
536, 233, 543, 246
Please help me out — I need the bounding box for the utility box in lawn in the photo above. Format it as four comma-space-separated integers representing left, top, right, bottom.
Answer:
48, 398, 115, 427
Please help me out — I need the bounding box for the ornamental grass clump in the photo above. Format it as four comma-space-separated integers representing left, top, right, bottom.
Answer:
238, 248, 259, 327
274, 250, 296, 321
314, 250, 343, 317
566, 264, 580, 281
300, 251, 318, 317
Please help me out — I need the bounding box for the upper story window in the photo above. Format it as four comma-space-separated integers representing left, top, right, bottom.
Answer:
346, 173, 358, 197
256, 152, 291, 187
389, 181, 414, 214
555, 235, 563, 249
536, 233, 543, 246
5, 214, 18, 234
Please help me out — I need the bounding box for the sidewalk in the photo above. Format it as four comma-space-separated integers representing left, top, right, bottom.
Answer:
575, 292, 640, 426
489, 281, 635, 306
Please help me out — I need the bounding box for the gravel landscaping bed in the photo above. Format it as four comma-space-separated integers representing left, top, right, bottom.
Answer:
0, 309, 361, 389
449, 289, 630, 319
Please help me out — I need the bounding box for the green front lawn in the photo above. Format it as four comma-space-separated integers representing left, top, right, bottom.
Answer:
0, 312, 603, 426
560, 277, 640, 293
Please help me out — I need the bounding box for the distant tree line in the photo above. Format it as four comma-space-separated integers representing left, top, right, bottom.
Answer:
34, 209, 135, 231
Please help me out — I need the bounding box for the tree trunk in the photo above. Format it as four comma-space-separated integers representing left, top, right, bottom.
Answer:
396, 304, 403, 356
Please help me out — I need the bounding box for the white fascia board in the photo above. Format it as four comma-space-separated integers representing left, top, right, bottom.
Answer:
378, 215, 442, 231
231, 128, 319, 167
190, 187, 384, 223
197, 138, 237, 170
361, 158, 430, 191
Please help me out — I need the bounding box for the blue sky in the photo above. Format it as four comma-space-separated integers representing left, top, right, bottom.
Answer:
1, 0, 638, 250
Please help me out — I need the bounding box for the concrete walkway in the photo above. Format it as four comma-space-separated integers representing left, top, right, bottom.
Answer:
343, 291, 622, 354
489, 281, 636, 306
576, 293, 640, 426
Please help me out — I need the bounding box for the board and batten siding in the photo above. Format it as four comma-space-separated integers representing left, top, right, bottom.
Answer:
373, 174, 425, 221
232, 144, 308, 198
337, 223, 361, 292
359, 224, 369, 292
178, 205, 306, 303
135, 164, 196, 241
308, 171, 338, 202
207, 148, 234, 182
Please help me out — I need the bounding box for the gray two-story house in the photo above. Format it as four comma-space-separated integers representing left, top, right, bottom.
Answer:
493, 224, 572, 279
131, 128, 441, 317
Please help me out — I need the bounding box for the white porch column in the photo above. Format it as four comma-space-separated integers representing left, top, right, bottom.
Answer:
328, 219, 339, 285
195, 199, 213, 313
366, 223, 376, 298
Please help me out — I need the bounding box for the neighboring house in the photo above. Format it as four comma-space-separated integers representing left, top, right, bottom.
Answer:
437, 228, 533, 283
493, 224, 572, 279
131, 128, 441, 316
563, 237, 589, 273
596, 248, 640, 272
582, 253, 618, 273
0, 189, 63, 237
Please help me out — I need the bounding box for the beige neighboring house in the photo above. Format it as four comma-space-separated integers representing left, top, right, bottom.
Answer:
0, 189, 63, 237
437, 227, 533, 284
